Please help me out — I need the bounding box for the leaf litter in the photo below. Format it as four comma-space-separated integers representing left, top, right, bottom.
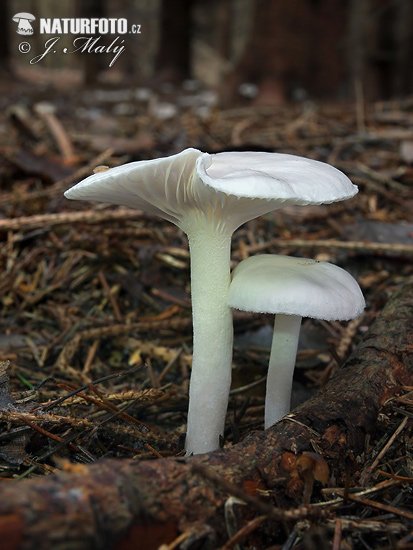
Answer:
0, 80, 412, 548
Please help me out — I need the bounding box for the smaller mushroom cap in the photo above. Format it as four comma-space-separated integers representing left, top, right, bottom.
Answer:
228, 255, 365, 321
296, 452, 329, 483
13, 13, 35, 21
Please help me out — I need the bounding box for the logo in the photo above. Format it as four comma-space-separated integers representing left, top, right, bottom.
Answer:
13, 13, 36, 35
14, 15, 142, 67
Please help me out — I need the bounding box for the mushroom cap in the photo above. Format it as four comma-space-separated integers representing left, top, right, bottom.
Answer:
228, 254, 365, 321
64, 148, 358, 233
13, 13, 35, 21
197, 151, 356, 204
296, 452, 329, 483
65, 148, 203, 228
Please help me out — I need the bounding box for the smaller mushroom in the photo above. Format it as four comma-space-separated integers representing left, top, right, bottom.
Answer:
228, 255, 365, 428
13, 13, 35, 35
296, 452, 329, 504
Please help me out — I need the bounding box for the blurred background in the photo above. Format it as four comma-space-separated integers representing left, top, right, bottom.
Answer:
1, 0, 412, 104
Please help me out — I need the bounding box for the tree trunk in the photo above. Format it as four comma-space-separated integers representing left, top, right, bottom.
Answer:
79, 0, 107, 84
393, 0, 413, 96
0, 1, 11, 71
154, 0, 192, 83
0, 278, 412, 550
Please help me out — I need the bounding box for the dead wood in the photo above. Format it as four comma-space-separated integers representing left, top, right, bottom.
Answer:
0, 278, 412, 550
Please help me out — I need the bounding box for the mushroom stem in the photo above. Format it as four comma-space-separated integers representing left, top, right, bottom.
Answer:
265, 314, 302, 428
185, 226, 233, 455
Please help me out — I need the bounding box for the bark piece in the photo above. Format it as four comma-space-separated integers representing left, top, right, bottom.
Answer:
0, 278, 412, 550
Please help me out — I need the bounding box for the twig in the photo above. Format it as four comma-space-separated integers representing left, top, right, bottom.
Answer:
34, 102, 76, 162
58, 381, 154, 431
77, 318, 193, 342
42, 366, 145, 411
0, 208, 145, 232
325, 518, 407, 535
143, 443, 164, 459
318, 478, 405, 508
98, 271, 122, 322
220, 515, 268, 550
356, 162, 408, 194
334, 489, 413, 520
336, 317, 365, 360
232, 238, 413, 258
359, 416, 409, 484
158, 348, 183, 385
332, 518, 342, 550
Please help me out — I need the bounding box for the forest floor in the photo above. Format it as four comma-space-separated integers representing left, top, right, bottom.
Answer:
0, 79, 412, 548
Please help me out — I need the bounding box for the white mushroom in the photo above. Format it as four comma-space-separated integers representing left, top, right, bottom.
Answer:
13, 13, 35, 35
64, 148, 358, 454
228, 255, 365, 428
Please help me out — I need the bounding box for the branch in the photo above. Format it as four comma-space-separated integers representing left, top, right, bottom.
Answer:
0, 278, 412, 550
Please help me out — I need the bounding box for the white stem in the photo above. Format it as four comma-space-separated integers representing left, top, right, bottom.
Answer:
265, 314, 302, 428
185, 226, 233, 454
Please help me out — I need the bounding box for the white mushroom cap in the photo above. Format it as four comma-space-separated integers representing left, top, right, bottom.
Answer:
228, 255, 365, 321
65, 148, 201, 227
65, 148, 358, 233
197, 151, 356, 204
13, 13, 35, 21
